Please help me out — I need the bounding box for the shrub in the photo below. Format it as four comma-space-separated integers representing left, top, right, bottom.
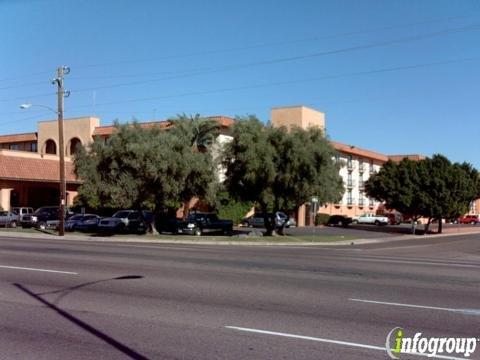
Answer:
216, 191, 252, 225
315, 213, 330, 226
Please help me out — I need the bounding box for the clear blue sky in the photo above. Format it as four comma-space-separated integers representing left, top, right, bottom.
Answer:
1, 0, 479, 167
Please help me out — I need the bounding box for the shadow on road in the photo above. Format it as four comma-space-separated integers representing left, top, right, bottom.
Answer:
37, 275, 143, 306
14, 276, 148, 360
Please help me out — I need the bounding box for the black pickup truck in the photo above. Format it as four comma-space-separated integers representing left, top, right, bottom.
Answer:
177, 212, 233, 236
21, 206, 60, 229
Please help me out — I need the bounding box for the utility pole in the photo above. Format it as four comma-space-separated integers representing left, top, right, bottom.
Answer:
53, 66, 70, 236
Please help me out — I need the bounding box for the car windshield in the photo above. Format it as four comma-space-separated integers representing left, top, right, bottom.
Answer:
35, 208, 53, 214
113, 211, 131, 218
187, 213, 204, 221
69, 215, 84, 221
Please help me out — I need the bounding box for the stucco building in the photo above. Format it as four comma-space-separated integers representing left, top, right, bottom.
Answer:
0, 106, 476, 225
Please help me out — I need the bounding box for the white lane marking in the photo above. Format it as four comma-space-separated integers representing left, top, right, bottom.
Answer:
225, 326, 465, 359
350, 298, 480, 316
0, 265, 77, 275
351, 257, 480, 268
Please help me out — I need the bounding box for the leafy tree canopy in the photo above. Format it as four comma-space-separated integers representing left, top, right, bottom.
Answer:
222, 116, 344, 234
74, 117, 219, 216
366, 154, 479, 233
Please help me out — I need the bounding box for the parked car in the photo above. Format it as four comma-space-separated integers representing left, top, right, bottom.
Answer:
242, 212, 296, 228
21, 206, 61, 229
65, 214, 101, 232
458, 215, 479, 225
156, 217, 182, 234
177, 212, 233, 236
11, 207, 34, 224
0, 211, 19, 227
326, 215, 352, 227
98, 210, 152, 234
352, 213, 389, 226
385, 213, 402, 225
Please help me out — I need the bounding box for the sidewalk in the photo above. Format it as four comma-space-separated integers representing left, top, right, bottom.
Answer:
1, 226, 479, 246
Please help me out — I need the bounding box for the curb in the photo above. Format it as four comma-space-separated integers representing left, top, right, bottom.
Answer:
0, 227, 479, 246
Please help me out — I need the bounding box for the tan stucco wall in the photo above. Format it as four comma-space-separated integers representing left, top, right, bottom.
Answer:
37, 117, 100, 156
271, 106, 325, 131
0, 188, 13, 211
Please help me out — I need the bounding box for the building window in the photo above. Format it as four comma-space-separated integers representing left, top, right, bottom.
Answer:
30, 142, 37, 152
347, 172, 354, 188
45, 139, 57, 154
369, 160, 374, 172
69, 137, 82, 156
9, 143, 19, 150
347, 190, 354, 205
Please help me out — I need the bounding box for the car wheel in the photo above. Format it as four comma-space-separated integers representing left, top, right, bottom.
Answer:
38, 222, 47, 230
194, 228, 202, 236
470, 221, 475, 225
10, 221, 17, 228
374, 220, 380, 226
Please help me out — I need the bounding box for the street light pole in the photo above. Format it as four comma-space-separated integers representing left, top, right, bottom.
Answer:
52, 66, 70, 236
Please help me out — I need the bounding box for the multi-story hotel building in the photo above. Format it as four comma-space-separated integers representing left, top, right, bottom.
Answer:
0, 105, 477, 226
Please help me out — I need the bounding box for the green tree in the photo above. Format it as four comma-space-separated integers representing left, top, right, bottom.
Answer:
74, 119, 219, 231
223, 116, 344, 235
366, 154, 479, 234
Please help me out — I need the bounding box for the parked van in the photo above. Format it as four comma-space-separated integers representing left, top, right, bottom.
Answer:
11, 207, 34, 223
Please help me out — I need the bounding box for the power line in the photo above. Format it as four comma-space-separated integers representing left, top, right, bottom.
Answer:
0, 70, 52, 83
69, 23, 480, 95
70, 13, 480, 71
0, 80, 52, 92
1, 11, 477, 85
0, 111, 53, 126
61, 56, 480, 111
0, 92, 57, 103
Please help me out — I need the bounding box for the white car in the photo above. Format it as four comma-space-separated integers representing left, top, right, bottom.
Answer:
352, 213, 389, 226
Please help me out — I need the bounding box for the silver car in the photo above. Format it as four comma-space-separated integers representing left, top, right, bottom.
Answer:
0, 211, 19, 228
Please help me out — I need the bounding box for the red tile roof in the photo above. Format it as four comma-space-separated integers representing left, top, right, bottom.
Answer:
330, 141, 389, 162
92, 117, 235, 137
93, 121, 174, 136
0, 155, 78, 183
388, 154, 426, 162
0, 132, 37, 144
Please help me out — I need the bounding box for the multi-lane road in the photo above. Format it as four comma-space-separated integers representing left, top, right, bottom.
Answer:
1, 233, 479, 359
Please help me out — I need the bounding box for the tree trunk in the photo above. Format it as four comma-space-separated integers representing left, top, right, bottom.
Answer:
262, 207, 276, 236
438, 215, 443, 234
424, 217, 432, 234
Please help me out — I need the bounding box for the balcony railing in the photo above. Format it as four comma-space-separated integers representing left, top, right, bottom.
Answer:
347, 162, 355, 171
358, 163, 364, 173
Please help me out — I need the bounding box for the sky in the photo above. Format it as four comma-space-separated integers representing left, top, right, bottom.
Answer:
1, 0, 479, 167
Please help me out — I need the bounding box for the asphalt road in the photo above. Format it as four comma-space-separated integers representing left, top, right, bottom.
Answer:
0, 233, 479, 359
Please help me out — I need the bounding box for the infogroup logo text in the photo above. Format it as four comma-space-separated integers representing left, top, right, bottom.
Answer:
386, 327, 478, 359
